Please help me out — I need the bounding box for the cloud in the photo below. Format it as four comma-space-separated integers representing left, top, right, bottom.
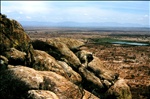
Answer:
1, 1, 149, 26
144, 15, 149, 17
26, 16, 31, 19
19, 11, 23, 14
2, 1, 51, 15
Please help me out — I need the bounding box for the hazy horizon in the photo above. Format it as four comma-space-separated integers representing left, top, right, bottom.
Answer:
1, 1, 150, 27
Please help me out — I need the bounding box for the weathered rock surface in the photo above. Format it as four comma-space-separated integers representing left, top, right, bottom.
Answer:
0, 14, 31, 52
4, 48, 26, 65
0, 55, 8, 71
0, 66, 98, 99
57, 61, 82, 84
76, 51, 118, 84
49, 37, 85, 50
32, 50, 66, 75
0, 14, 35, 66
76, 50, 125, 98
27, 90, 59, 99
0, 14, 132, 99
88, 56, 119, 83
32, 50, 81, 84
105, 79, 132, 99
46, 39, 82, 68
32, 39, 81, 69
76, 50, 93, 67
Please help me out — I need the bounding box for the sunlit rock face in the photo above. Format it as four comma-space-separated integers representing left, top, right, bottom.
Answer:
27, 90, 59, 99
0, 14, 132, 99
32, 39, 82, 68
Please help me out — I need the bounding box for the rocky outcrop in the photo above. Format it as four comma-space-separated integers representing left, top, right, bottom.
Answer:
0, 14, 34, 66
0, 66, 98, 99
105, 79, 132, 99
32, 39, 81, 69
32, 50, 82, 84
0, 14, 132, 99
0, 14, 30, 52
48, 37, 85, 50
57, 61, 82, 84
32, 38, 85, 52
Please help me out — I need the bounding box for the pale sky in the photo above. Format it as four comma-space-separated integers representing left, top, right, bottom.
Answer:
1, 1, 150, 27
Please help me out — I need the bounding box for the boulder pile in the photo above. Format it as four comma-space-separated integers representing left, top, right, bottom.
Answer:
0, 14, 132, 99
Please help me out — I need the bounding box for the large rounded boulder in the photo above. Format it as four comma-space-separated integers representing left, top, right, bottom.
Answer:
0, 66, 98, 99
0, 14, 31, 52
0, 14, 34, 66
32, 39, 82, 69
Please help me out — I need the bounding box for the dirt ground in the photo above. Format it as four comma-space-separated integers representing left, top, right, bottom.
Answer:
27, 27, 150, 99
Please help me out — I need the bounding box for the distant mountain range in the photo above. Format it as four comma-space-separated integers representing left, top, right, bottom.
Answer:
20, 21, 149, 28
